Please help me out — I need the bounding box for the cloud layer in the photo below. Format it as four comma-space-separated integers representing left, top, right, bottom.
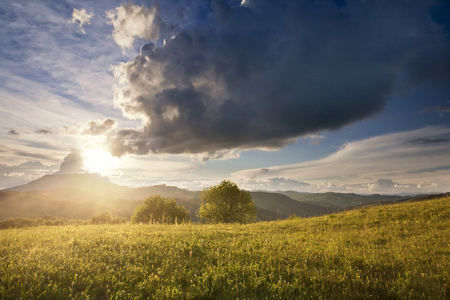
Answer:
106, 0, 450, 157
232, 126, 450, 194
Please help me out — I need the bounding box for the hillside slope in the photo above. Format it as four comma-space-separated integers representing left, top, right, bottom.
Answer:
281, 191, 407, 208
1, 196, 448, 299
0, 189, 109, 219
250, 191, 340, 220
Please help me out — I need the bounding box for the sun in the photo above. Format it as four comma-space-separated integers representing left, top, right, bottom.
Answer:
83, 149, 119, 174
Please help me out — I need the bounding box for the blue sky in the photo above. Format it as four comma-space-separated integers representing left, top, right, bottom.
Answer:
1, 0, 449, 194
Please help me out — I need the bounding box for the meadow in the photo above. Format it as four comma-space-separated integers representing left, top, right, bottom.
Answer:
1, 196, 449, 299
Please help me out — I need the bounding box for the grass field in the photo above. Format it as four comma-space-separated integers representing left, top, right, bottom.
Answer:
1, 196, 449, 299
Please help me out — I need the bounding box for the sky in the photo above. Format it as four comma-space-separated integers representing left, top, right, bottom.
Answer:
1, 0, 449, 194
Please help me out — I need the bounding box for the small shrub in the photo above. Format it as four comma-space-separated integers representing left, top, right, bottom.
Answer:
91, 212, 127, 224
131, 195, 190, 224
91, 212, 112, 224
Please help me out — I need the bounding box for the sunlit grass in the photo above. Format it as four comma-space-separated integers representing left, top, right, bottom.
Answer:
1, 197, 449, 299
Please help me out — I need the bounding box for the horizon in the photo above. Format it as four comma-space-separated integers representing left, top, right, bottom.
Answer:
4, 171, 447, 197
1, 0, 449, 194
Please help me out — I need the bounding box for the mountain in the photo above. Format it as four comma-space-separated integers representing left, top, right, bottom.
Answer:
2, 173, 421, 221
6, 173, 197, 201
6, 173, 118, 193
2, 173, 199, 220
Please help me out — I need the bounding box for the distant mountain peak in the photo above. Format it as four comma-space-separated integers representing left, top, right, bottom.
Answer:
5, 172, 116, 192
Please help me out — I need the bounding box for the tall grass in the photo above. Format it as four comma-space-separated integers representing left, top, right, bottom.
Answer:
1, 196, 449, 299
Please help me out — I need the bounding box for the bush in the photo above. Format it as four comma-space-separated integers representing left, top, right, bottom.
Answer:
0, 218, 84, 229
91, 212, 127, 224
131, 195, 190, 224
91, 212, 112, 224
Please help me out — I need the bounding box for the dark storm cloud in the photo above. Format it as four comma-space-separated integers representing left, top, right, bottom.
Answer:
57, 148, 85, 174
109, 0, 450, 156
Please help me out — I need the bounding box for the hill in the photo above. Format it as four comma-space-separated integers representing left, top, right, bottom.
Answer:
0, 189, 110, 219
1, 195, 448, 299
250, 191, 340, 219
281, 191, 407, 208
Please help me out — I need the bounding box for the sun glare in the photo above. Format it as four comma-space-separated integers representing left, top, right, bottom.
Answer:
83, 149, 119, 174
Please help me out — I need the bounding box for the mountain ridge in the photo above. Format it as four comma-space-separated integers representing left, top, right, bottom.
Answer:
2, 173, 436, 221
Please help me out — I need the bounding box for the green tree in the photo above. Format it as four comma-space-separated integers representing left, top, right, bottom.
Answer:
131, 195, 190, 224
197, 180, 257, 224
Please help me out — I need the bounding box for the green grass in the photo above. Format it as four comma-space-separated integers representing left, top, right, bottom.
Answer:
1, 197, 449, 299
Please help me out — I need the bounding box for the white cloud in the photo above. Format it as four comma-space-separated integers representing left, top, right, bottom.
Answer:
302, 133, 326, 145
71, 8, 93, 34
57, 149, 85, 174
106, 3, 162, 51
232, 127, 450, 194
64, 119, 117, 136
3, 172, 25, 177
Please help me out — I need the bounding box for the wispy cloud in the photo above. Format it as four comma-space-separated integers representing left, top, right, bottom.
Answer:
0, 1, 120, 112
408, 137, 449, 144
14, 151, 56, 161
0, 1, 128, 170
